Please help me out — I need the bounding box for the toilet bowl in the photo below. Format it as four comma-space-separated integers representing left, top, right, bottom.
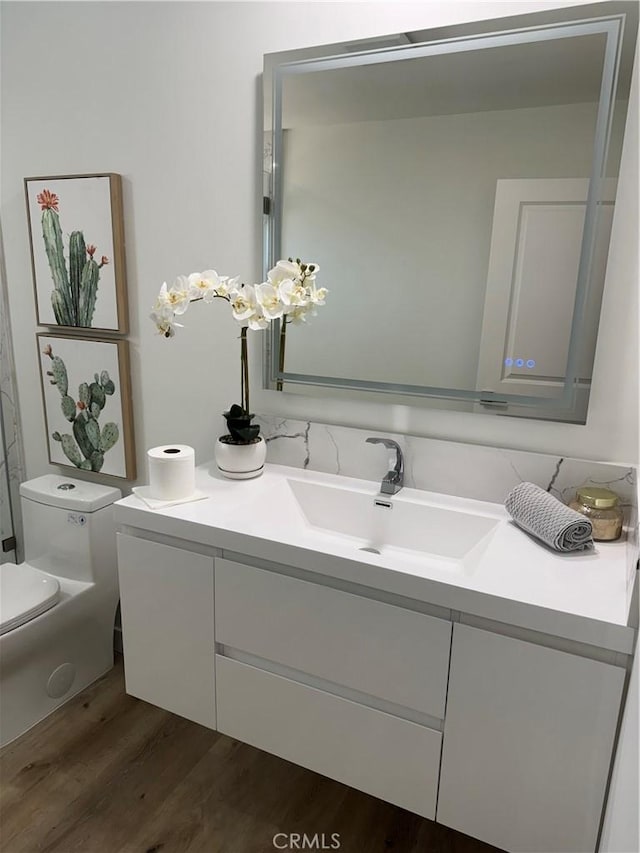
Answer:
0, 474, 121, 747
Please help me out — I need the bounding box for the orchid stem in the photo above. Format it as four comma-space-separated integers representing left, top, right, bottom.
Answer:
240, 326, 249, 414
277, 318, 288, 392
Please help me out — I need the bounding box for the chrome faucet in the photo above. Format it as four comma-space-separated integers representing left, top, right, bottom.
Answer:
366, 437, 404, 495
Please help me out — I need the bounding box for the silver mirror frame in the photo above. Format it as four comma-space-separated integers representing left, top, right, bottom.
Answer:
263, 3, 636, 416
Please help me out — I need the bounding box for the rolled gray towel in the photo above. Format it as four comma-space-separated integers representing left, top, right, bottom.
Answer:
505, 481, 593, 552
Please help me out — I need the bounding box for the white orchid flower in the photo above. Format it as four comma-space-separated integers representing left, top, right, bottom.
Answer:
286, 305, 312, 325
188, 270, 220, 303
230, 284, 258, 322
157, 277, 191, 314
279, 278, 310, 311
155, 282, 173, 309
215, 275, 239, 298
150, 306, 182, 338
268, 259, 302, 286
308, 285, 328, 306
247, 312, 269, 330
255, 282, 285, 320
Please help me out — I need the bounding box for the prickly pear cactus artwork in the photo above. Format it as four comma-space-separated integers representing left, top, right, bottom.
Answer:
36, 189, 109, 327
43, 343, 119, 472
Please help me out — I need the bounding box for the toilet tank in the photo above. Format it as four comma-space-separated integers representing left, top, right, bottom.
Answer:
20, 475, 122, 584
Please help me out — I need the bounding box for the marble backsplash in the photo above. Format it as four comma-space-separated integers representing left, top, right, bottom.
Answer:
257, 415, 636, 508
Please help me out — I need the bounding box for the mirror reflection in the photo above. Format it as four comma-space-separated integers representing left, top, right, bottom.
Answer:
264, 6, 636, 421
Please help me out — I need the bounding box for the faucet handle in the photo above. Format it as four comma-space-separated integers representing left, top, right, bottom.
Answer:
366, 436, 398, 450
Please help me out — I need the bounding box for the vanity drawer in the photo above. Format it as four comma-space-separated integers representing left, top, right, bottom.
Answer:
216, 655, 442, 819
215, 558, 451, 718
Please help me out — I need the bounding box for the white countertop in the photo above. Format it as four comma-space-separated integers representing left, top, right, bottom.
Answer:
115, 462, 637, 654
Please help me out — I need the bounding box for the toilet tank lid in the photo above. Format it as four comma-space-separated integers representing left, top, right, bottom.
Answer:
20, 475, 122, 512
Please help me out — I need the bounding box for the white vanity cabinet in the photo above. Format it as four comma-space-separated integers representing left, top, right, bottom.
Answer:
115, 525, 632, 853
116, 533, 216, 729
437, 624, 626, 853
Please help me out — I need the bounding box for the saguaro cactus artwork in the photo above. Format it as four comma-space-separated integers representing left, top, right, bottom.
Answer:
37, 189, 109, 327
43, 343, 120, 472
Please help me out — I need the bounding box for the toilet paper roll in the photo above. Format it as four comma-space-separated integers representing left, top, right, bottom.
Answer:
147, 445, 195, 501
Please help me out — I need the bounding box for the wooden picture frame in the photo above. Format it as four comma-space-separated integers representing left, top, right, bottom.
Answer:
37, 333, 136, 479
26, 173, 128, 334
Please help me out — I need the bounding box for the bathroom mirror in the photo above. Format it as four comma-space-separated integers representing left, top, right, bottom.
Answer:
263, 2, 637, 422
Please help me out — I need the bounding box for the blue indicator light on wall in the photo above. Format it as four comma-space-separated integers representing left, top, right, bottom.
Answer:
526, 359, 536, 369
515, 358, 524, 367
504, 358, 513, 367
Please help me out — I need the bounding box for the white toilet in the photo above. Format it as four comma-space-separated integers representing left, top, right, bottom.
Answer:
0, 474, 121, 747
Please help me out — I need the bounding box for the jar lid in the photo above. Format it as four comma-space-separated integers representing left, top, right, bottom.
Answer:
576, 486, 620, 509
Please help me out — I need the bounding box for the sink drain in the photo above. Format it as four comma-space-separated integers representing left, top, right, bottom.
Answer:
359, 546, 381, 555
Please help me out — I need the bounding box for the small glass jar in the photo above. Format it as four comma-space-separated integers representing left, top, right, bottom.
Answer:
568, 486, 624, 541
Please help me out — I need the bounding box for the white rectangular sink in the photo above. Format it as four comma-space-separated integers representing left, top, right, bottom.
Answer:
287, 478, 500, 563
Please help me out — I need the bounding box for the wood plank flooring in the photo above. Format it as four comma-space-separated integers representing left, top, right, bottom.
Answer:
1, 659, 502, 853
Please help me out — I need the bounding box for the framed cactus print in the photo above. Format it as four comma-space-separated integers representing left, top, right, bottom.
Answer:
25, 174, 127, 333
37, 333, 136, 479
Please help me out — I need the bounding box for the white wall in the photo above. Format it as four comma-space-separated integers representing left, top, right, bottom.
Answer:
1, 0, 637, 490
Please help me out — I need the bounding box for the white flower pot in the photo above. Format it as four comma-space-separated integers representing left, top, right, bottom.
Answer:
214, 436, 266, 480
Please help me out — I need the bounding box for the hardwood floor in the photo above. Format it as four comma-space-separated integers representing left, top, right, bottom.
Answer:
0, 658, 501, 853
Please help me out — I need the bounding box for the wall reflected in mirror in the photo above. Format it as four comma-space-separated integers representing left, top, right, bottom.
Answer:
264, 4, 637, 422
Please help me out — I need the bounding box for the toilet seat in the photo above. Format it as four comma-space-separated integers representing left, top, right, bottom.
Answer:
0, 563, 61, 635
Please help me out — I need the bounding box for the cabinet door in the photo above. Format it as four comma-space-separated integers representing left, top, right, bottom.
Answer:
437, 624, 625, 853
117, 533, 215, 729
